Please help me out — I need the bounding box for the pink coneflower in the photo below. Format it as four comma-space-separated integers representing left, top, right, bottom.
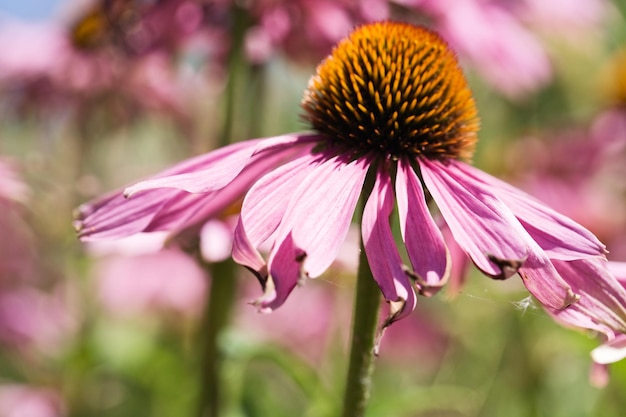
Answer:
76, 22, 626, 335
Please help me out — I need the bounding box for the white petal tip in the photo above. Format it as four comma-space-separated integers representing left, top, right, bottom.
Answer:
591, 344, 626, 365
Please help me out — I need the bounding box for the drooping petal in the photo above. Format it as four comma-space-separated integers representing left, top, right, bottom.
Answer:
232, 219, 267, 282
518, 251, 580, 310
239, 153, 320, 249
420, 157, 575, 309
232, 153, 320, 279
259, 154, 369, 310
288, 155, 370, 277
362, 166, 417, 326
420, 157, 530, 277
124, 134, 319, 196
440, 221, 471, 296
395, 159, 449, 295
548, 259, 626, 337
77, 150, 276, 240
255, 233, 305, 313
75, 189, 173, 240
147, 151, 296, 232
452, 160, 606, 260
77, 135, 318, 241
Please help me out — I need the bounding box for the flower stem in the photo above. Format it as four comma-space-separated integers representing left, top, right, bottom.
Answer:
197, 259, 238, 417
341, 172, 381, 417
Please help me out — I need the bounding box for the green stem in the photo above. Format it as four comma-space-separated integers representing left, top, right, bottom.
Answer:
341, 173, 381, 417
197, 259, 238, 417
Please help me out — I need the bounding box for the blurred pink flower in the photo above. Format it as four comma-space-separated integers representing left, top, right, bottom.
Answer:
0, 20, 68, 83
0, 159, 29, 203
0, 159, 36, 284
508, 109, 626, 259
89, 234, 207, 318
0, 287, 77, 355
515, 0, 608, 40
0, 5, 216, 120
234, 223, 362, 361
76, 22, 624, 343
235, 280, 344, 363
379, 307, 448, 370
0, 158, 76, 356
200, 218, 236, 263
0, 385, 65, 417
243, 0, 389, 63
411, 0, 552, 98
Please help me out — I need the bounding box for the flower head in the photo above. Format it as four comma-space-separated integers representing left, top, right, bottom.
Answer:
302, 23, 478, 160
76, 22, 626, 342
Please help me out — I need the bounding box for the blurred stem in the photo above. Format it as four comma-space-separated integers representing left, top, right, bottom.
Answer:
341, 171, 380, 417
196, 6, 250, 415
197, 259, 238, 417
245, 63, 267, 138
219, 5, 248, 147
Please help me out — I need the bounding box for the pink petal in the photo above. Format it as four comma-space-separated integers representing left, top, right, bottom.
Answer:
76, 189, 172, 240
518, 251, 580, 310
419, 157, 530, 278
126, 139, 264, 197
148, 154, 288, 232
286, 156, 369, 278
288, 155, 369, 277
239, 153, 320, 248
420, 157, 575, 309
362, 166, 417, 325
232, 153, 320, 279
77, 136, 317, 241
255, 233, 305, 312
232, 219, 267, 282
452, 161, 606, 260
395, 159, 449, 295
549, 259, 626, 336
440, 221, 471, 296
608, 262, 626, 283
259, 154, 369, 310
124, 134, 318, 196
78, 151, 278, 240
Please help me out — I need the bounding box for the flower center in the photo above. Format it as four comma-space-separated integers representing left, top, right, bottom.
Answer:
302, 22, 479, 160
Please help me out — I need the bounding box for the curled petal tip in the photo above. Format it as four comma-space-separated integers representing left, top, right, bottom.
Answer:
250, 274, 278, 313
248, 299, 273, 314
401, 264, 446, 297
73, 203, 96, 220
72, 220, 83, 233
373, 332, 383, 357
562, 288, 581, 309
375, 298, 410, 356
486, 253, 527, 280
